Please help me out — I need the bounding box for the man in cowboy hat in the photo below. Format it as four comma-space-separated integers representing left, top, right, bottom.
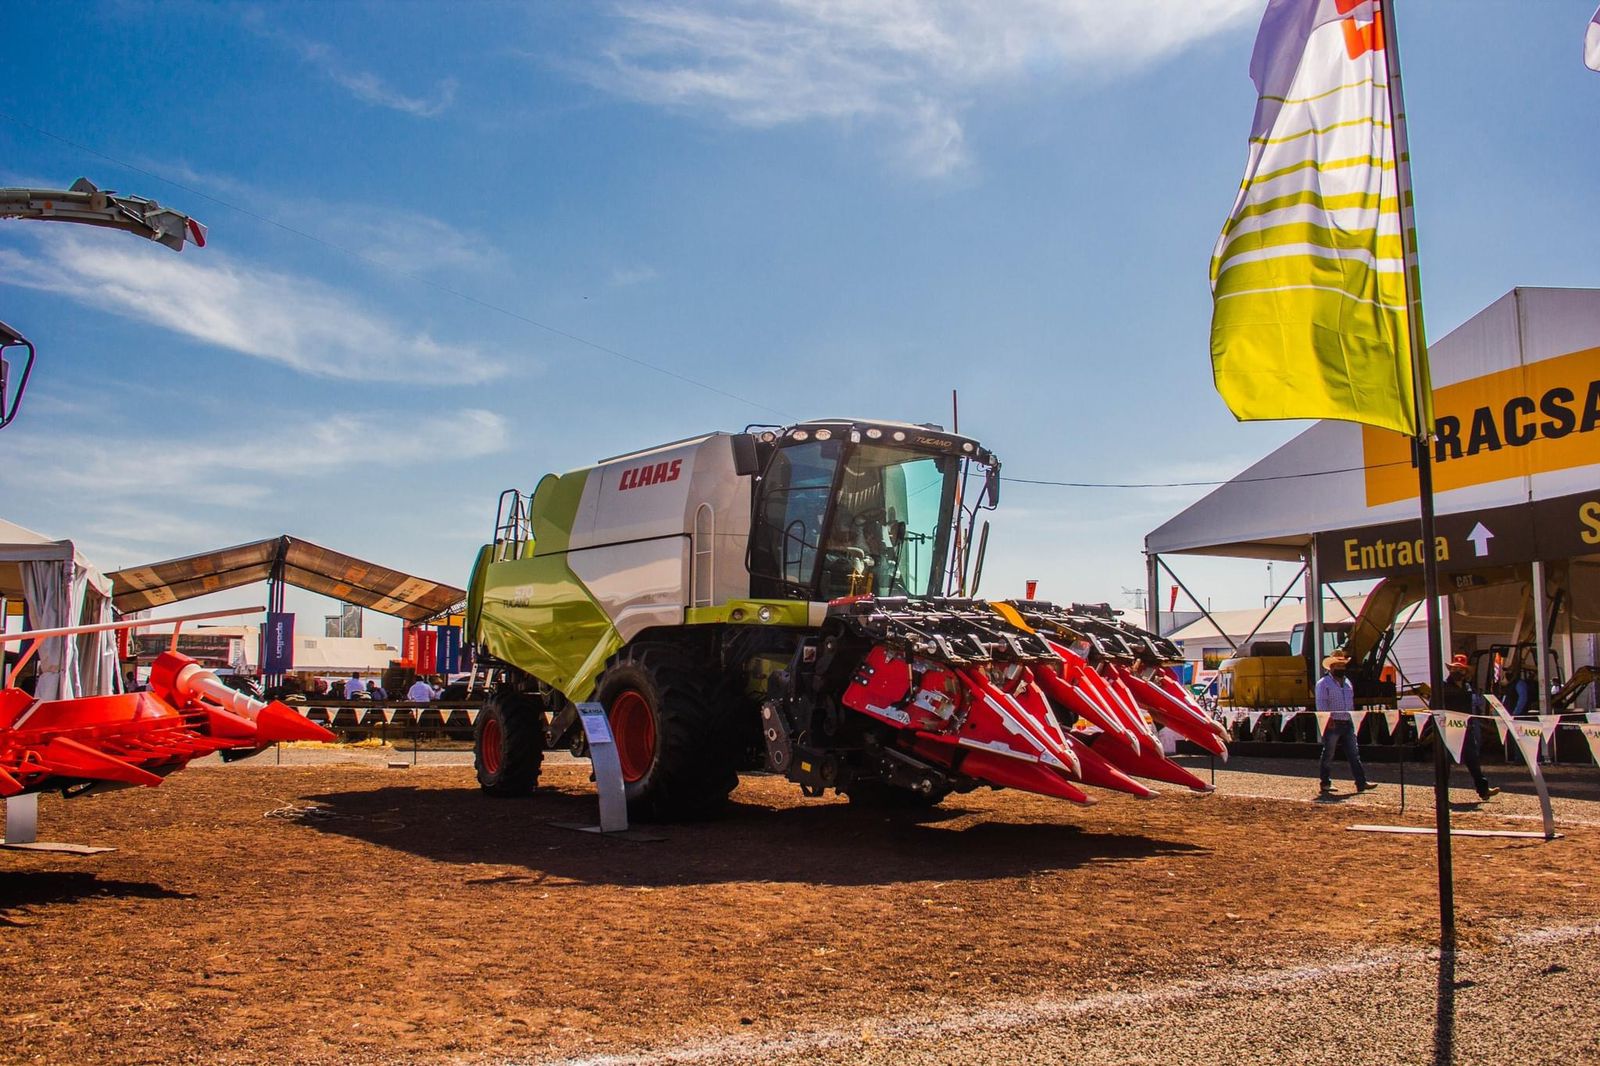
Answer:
1317, 651, 1374, 795
1440, 652, 1499, 802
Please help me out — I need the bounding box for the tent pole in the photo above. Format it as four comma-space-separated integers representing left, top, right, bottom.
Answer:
1306, 538, 1322, 667
1145, 553, 1160, 635
1157, 557, 1239, 653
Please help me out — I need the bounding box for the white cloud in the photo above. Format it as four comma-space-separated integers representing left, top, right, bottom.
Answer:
244, 12, 457, 118
0, 408, 508, 503
610, 264, 660, 286
584, 0, 1260, 176
341, 213, 498, 274
146, 160, 501, 278
0, 230, 503, 384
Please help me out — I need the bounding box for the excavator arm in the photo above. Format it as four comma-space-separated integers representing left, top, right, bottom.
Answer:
0, 177, 206, 251
1552, 665, 1597, 712
0, 178, 206, 429
1339, 565, 1529, 666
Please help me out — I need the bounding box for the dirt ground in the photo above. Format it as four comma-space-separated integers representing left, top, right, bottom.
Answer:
2, 759, 1597, 1065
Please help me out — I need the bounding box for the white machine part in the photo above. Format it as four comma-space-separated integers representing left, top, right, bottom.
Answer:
565, 433, 754, 643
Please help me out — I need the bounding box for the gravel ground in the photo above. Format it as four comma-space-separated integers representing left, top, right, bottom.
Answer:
190, 744, 477, 769
535, 921, 1600, 1066
203, 744, 1600, 829
8, 748, 1597, 1066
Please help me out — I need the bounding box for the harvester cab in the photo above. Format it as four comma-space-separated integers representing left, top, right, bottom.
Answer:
466, 419, 1220, 820
741, 420, 997, 603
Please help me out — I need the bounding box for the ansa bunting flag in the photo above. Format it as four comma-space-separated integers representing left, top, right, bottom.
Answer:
1210, 0, 1430, 437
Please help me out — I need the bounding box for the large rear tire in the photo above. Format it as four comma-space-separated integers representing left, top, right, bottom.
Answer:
595, 642, 739, 821
474, 688, 545, 796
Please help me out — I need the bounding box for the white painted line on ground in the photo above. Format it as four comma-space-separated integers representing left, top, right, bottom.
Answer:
1347, 824, 1555, 839
529, 923, 1600, 1066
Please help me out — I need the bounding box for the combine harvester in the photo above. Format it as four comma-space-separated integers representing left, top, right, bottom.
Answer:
0, 609, 332, 808
465, 418, 1225, 818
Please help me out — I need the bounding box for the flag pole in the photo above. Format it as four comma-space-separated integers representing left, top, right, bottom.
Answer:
1378, 0, 1454, 951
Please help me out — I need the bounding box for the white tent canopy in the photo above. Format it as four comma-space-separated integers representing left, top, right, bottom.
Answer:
0, 517, 116, 699
1148, 287, 1600, 560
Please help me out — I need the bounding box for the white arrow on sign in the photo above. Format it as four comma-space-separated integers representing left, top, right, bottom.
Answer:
1467, 522, 1494, 557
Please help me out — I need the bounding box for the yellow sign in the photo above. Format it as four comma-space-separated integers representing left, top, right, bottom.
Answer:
1363, 345, 1600, 506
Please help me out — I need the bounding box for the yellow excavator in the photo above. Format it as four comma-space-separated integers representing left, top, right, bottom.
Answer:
1217, 565, 1528, 712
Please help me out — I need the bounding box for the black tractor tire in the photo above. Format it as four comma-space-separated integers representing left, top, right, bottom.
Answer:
595, 642, 740, 821
844, 779, 951, 809
474, 687, 546, 796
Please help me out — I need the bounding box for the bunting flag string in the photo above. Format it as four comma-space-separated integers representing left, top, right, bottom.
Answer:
1348, 709, 1369, 735
1213, 705, 1595, 727
381, 708, 396, 725
1382, 709, 1400, 736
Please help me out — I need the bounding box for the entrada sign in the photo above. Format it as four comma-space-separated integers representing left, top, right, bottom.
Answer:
1317, 489, 1600, 582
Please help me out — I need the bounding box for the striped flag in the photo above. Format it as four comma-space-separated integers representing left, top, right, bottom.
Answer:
1587, 5, 1600, 71
1210, 0, 1430, 437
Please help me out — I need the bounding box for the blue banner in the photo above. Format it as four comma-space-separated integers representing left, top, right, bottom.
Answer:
437, 625, 462, 675
264, 612, 295, 673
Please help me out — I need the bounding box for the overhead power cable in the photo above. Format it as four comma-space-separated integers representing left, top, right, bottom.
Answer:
1000, 458, 1415, 490
0, 110, 790, 418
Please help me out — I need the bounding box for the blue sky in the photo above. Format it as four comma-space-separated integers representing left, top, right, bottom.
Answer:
3, 0, 1598, 644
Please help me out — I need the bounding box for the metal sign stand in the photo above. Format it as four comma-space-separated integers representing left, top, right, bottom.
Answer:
1485, 695, 1558, 840
551, 702, 663, 842
2, 794, 114, 854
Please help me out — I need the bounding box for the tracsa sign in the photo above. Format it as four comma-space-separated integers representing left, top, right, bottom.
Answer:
1362, 345, 1600, 507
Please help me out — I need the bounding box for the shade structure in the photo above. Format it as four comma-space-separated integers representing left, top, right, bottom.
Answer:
108, 535, 464, 622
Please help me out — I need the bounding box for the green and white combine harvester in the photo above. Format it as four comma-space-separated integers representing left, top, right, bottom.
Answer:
464, 419, 1227, 820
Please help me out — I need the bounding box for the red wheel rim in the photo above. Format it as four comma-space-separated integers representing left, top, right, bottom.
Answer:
481, 714, 503, 775
609, 690, 656, 783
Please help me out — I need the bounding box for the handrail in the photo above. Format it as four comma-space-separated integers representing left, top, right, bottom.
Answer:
0, 605, 266, 643
2, 606, 264, 689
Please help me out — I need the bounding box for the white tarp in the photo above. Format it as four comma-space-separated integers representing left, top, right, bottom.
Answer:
1148, 287, 1600, 558
1, 517, 115, 699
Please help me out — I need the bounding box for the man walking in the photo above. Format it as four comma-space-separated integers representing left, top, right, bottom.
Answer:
1440, 653, 1500, 802
1318, 652, 1374, 795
